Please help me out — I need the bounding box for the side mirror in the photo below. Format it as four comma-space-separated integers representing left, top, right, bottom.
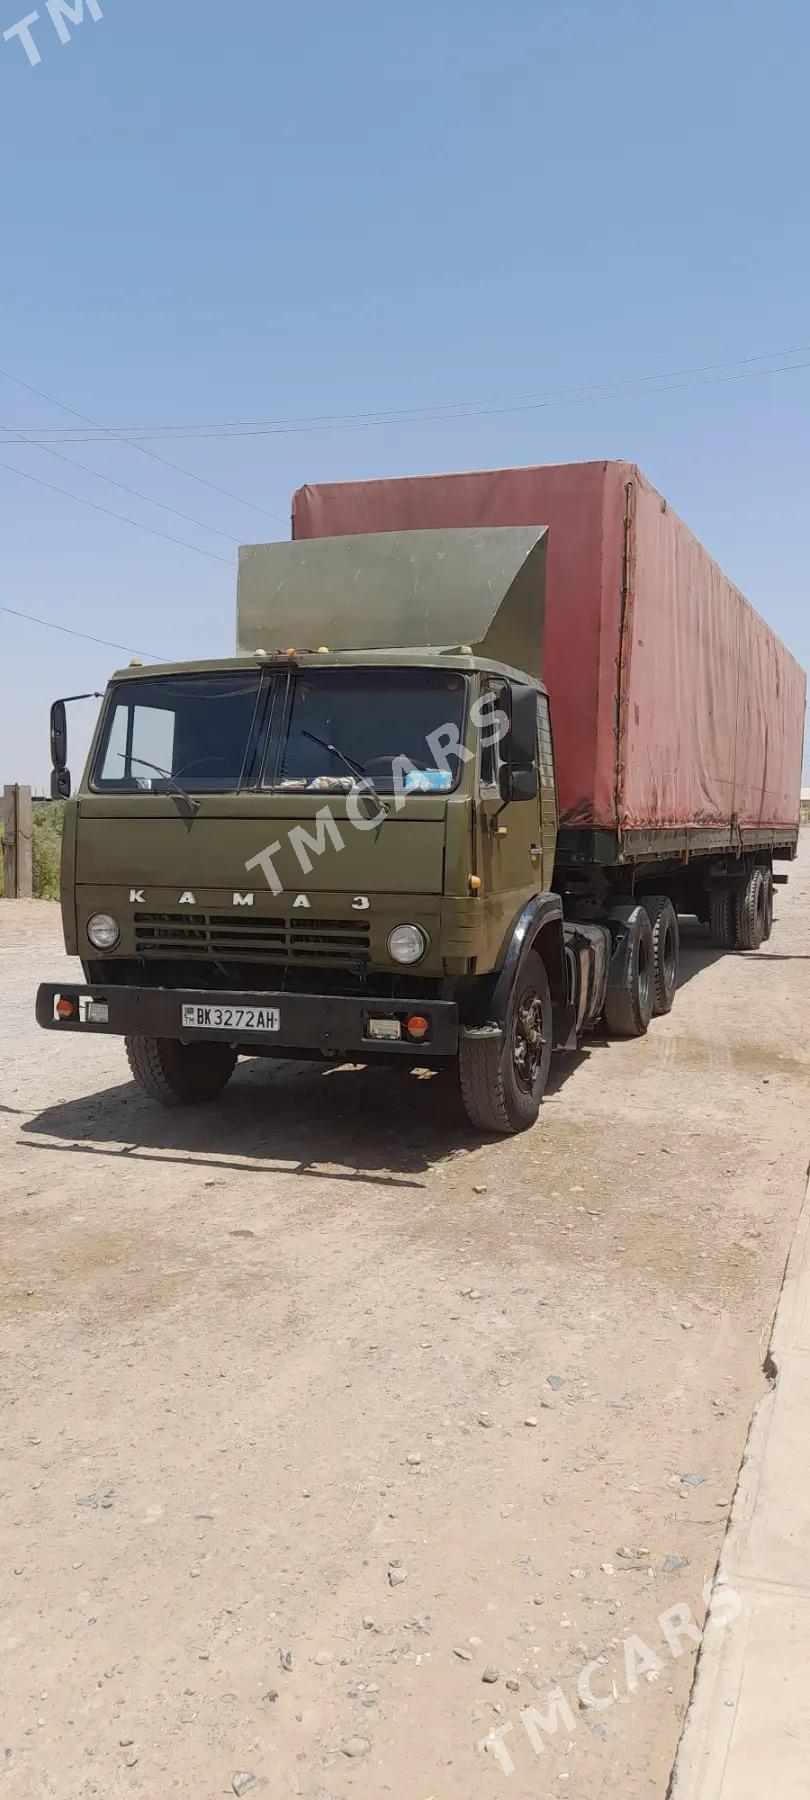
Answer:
50, 700, 68, 771
499, 682, 539, 803
51, 767, 72, 800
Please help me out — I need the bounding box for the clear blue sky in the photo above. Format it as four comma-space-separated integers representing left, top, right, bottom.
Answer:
1, 0, 808, 790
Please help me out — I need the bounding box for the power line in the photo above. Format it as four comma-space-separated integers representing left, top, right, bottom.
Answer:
0, 367, 288, 525
0, 419, 241, 545
0, 602, 163, 660
0, 456, 232, 564
1, 344, 807, 444
3, 342, 808, 436
85, 356, 810, 441
4, 600, 806, 683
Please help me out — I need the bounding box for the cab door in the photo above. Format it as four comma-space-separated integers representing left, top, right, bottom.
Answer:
478, 679, 544, 940
536, 692, 558, 888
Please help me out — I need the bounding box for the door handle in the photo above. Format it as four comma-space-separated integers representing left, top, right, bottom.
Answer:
530, 844, 542, 862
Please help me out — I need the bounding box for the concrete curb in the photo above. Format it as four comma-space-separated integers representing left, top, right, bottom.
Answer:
669, 1166, 810, 1799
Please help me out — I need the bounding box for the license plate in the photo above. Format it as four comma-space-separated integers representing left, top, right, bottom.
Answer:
367, 1017, 402, 1040
181, 1004, 280, 1034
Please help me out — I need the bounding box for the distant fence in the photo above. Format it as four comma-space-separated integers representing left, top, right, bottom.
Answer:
2, 784, 33, 898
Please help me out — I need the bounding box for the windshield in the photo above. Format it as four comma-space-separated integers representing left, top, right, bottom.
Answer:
270, 668, 468, 793
92, 673, 263, 792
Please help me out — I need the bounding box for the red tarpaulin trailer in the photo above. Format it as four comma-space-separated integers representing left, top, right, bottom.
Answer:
292, 461, 805, 847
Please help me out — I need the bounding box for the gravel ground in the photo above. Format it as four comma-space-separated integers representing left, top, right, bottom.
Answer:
1, 840, 809, 1800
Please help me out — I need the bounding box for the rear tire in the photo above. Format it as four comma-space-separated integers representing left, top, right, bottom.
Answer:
603, 906, 655, 1038
458, 951, 552, 1135
125, 1035, 237, 1106
709, 889, 736, 949
762, 868, 774, 941
641, 895, 679, 1015
734, 867, 767, 951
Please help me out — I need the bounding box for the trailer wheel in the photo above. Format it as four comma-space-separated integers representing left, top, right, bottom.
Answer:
762, 868, 774, 941
603, 907, 655, 1038
125, 1035, 237, 1106
708, 890, 736, 949
641, 896, 680, 1015
734, 867, 767, 952
458, 951, 552, 1135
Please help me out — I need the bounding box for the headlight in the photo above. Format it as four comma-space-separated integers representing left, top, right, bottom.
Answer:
87, 913, 120, 950
387, 923, 427, 965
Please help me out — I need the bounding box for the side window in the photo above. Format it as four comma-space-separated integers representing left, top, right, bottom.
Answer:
479, 681, 508, 789
537, 695, 556, 802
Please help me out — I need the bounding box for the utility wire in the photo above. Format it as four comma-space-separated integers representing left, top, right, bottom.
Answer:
3, 343, 808, 435
0, 602, 163, 660
64, 355, 810, 442
4, 607, 806, 680
0, 367, 288, 525
0, 419, 241, 544
0, 456, 232, 564
1, 344, 807, 444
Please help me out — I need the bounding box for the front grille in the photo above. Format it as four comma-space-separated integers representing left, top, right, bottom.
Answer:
134, 911, 370, 969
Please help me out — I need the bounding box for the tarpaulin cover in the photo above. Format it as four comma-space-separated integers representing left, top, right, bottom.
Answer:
292, 461, 806, 834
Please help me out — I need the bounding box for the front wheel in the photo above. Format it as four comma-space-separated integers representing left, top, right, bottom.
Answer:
458, 951, 552, 1135
125, 1035, 237, 1106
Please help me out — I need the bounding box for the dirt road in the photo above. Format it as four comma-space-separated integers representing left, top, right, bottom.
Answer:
2, 845, 809, 1800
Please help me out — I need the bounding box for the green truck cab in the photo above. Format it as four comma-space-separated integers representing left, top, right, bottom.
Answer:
36, 526, 643, 1133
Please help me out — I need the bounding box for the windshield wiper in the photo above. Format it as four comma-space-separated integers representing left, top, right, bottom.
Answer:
118, 754, 201, 818
301, 729, 367, 783
299, 730, 389, 821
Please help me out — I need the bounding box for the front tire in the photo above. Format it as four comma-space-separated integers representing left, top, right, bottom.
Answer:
125, 1035, 237, 1106
459, 951, 552, 1135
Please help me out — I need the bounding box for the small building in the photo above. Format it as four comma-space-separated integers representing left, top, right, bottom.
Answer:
801, 787, 810, 824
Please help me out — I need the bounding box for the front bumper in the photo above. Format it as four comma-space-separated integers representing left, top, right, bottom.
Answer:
35, 982, 460, 1057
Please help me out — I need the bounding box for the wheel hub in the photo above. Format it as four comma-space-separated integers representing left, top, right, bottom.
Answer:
513, 993, 546, 1090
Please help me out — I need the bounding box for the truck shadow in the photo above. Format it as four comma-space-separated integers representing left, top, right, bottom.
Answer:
675, 916, 804, 981
734, 952, 810, 962
20, 1042, 594, 1185
675, 917, 725, 988
18, 1059, 500, 1186
18, 920, 729, 1182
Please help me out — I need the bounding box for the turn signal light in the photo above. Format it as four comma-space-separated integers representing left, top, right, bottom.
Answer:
406, 1015, 430, 1041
